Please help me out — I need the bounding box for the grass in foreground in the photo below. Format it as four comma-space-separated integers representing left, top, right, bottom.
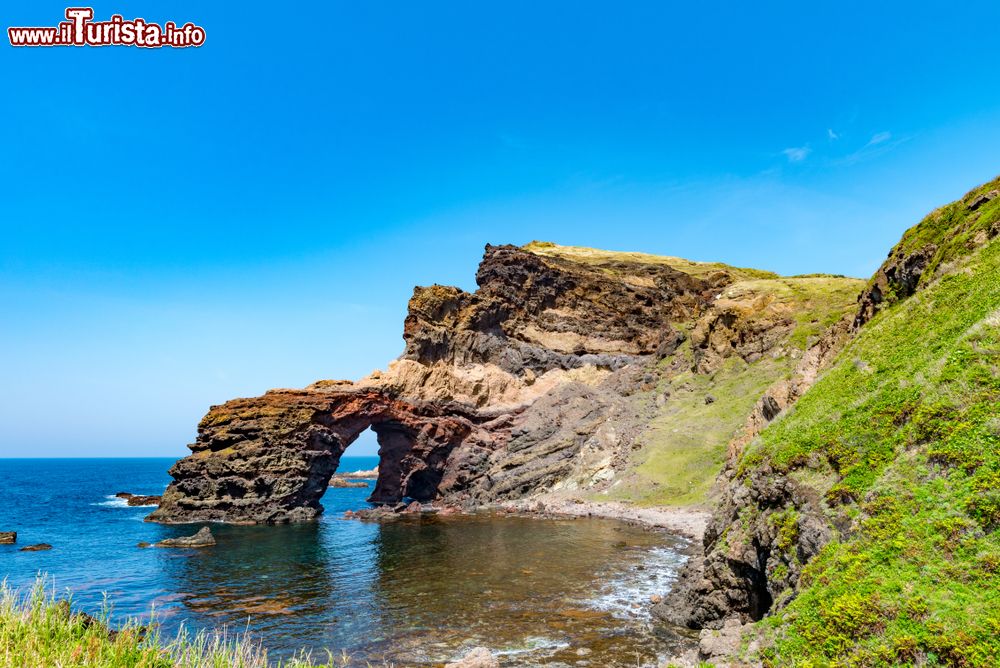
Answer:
0, 578, 360, 668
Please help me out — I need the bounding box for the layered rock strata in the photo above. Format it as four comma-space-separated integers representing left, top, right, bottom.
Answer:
151, 243, 770, 524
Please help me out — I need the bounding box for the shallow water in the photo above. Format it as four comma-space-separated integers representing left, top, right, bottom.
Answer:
0, 458, 692, 666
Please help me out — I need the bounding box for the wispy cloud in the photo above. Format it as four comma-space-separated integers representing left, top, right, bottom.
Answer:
782, 146, 812, 163
827, 128, 839, 141
866, 131, 892, 147
835, 130, 907, 166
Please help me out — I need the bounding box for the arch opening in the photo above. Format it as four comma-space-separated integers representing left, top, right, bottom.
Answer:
327, 421, 421, 506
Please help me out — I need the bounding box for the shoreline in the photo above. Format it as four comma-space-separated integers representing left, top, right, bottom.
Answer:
496, 497, 710, 542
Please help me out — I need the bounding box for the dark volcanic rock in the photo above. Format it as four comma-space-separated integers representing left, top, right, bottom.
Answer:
116, 493, 162, 507
20, 543, 52, 552
854, 243, 936, 328
0, 532, 15, 545
52, 600, 143, 643
402, 244, 720, 374
148, 388, 487, 524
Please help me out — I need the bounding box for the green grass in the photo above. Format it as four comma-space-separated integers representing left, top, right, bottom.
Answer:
612, 353, 788, 506
0, 578, 379, 668
607, 274, 862, 507
739, 235, 1000, 666
867, 175, 1000, 301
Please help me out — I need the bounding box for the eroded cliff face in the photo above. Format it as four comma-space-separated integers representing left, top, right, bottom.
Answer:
150, 241, 860, 525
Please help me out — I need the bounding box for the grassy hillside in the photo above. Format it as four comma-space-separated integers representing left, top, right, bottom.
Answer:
740, 223, 1000, 663
610, 275, 863, 507
883, 176, 1000, 292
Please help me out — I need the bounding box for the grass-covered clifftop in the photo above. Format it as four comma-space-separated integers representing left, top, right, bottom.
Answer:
523, 240, 780, 281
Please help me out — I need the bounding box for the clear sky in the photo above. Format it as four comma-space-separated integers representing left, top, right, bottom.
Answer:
2, 1, 999, 457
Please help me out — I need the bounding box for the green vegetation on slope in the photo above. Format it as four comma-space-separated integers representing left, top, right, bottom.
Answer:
622, 352, 789, 506
868, 176, 1000, 302
610, 275, 863, 507
742, 236, 1000, 666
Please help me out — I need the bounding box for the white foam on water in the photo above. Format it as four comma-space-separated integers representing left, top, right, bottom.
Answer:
93, 495, 133, 508
583, 545, 688, 621
494, 636, 571, 657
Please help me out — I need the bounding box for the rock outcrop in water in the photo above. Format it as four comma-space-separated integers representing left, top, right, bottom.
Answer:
150, 242, 858, 525
115, 492, 162, 507
143, 527, 216, 548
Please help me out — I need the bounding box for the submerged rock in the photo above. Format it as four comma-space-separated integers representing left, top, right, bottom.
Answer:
445, 647, 498, 668
0, 532, 15, 545
148, 527, 215, 548
19, 543, 52, 552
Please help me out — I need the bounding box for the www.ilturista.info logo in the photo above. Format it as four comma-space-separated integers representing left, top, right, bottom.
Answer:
8, 8, 205, 48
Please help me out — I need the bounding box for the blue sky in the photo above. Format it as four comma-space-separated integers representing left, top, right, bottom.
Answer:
2, 1, 999, 457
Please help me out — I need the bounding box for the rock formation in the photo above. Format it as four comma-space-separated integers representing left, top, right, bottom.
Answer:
328, 477, 369, 488
115, 492, 162, 507
140, 527, 216, 548
0, 532, 15, 545
150, 242, 859, 525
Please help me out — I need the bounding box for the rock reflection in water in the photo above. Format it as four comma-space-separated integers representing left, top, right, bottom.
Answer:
157, 511, 690, 666
157, 519, 383, 655
5, 456, 691, 668
356, 513, 691, 667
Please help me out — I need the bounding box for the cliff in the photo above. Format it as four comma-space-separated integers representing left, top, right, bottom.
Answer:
148, 175, 1000, 664
658, 176, 1000, 666
149, 242, 861, 524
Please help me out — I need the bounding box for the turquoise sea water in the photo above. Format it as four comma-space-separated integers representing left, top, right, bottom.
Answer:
0, 458, 691, 666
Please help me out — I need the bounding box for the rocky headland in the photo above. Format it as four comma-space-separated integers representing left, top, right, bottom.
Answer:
146, 175, 1000, 666
149, 241, 860, 526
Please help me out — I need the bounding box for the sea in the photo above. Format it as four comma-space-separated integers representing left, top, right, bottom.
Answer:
0, 458, 693, 667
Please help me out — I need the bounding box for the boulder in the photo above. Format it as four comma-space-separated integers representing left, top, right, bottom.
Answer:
0, 532, 15, 544
152, 527, 215, 548
19, 543, 52, 552
445, 647, 498, 668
